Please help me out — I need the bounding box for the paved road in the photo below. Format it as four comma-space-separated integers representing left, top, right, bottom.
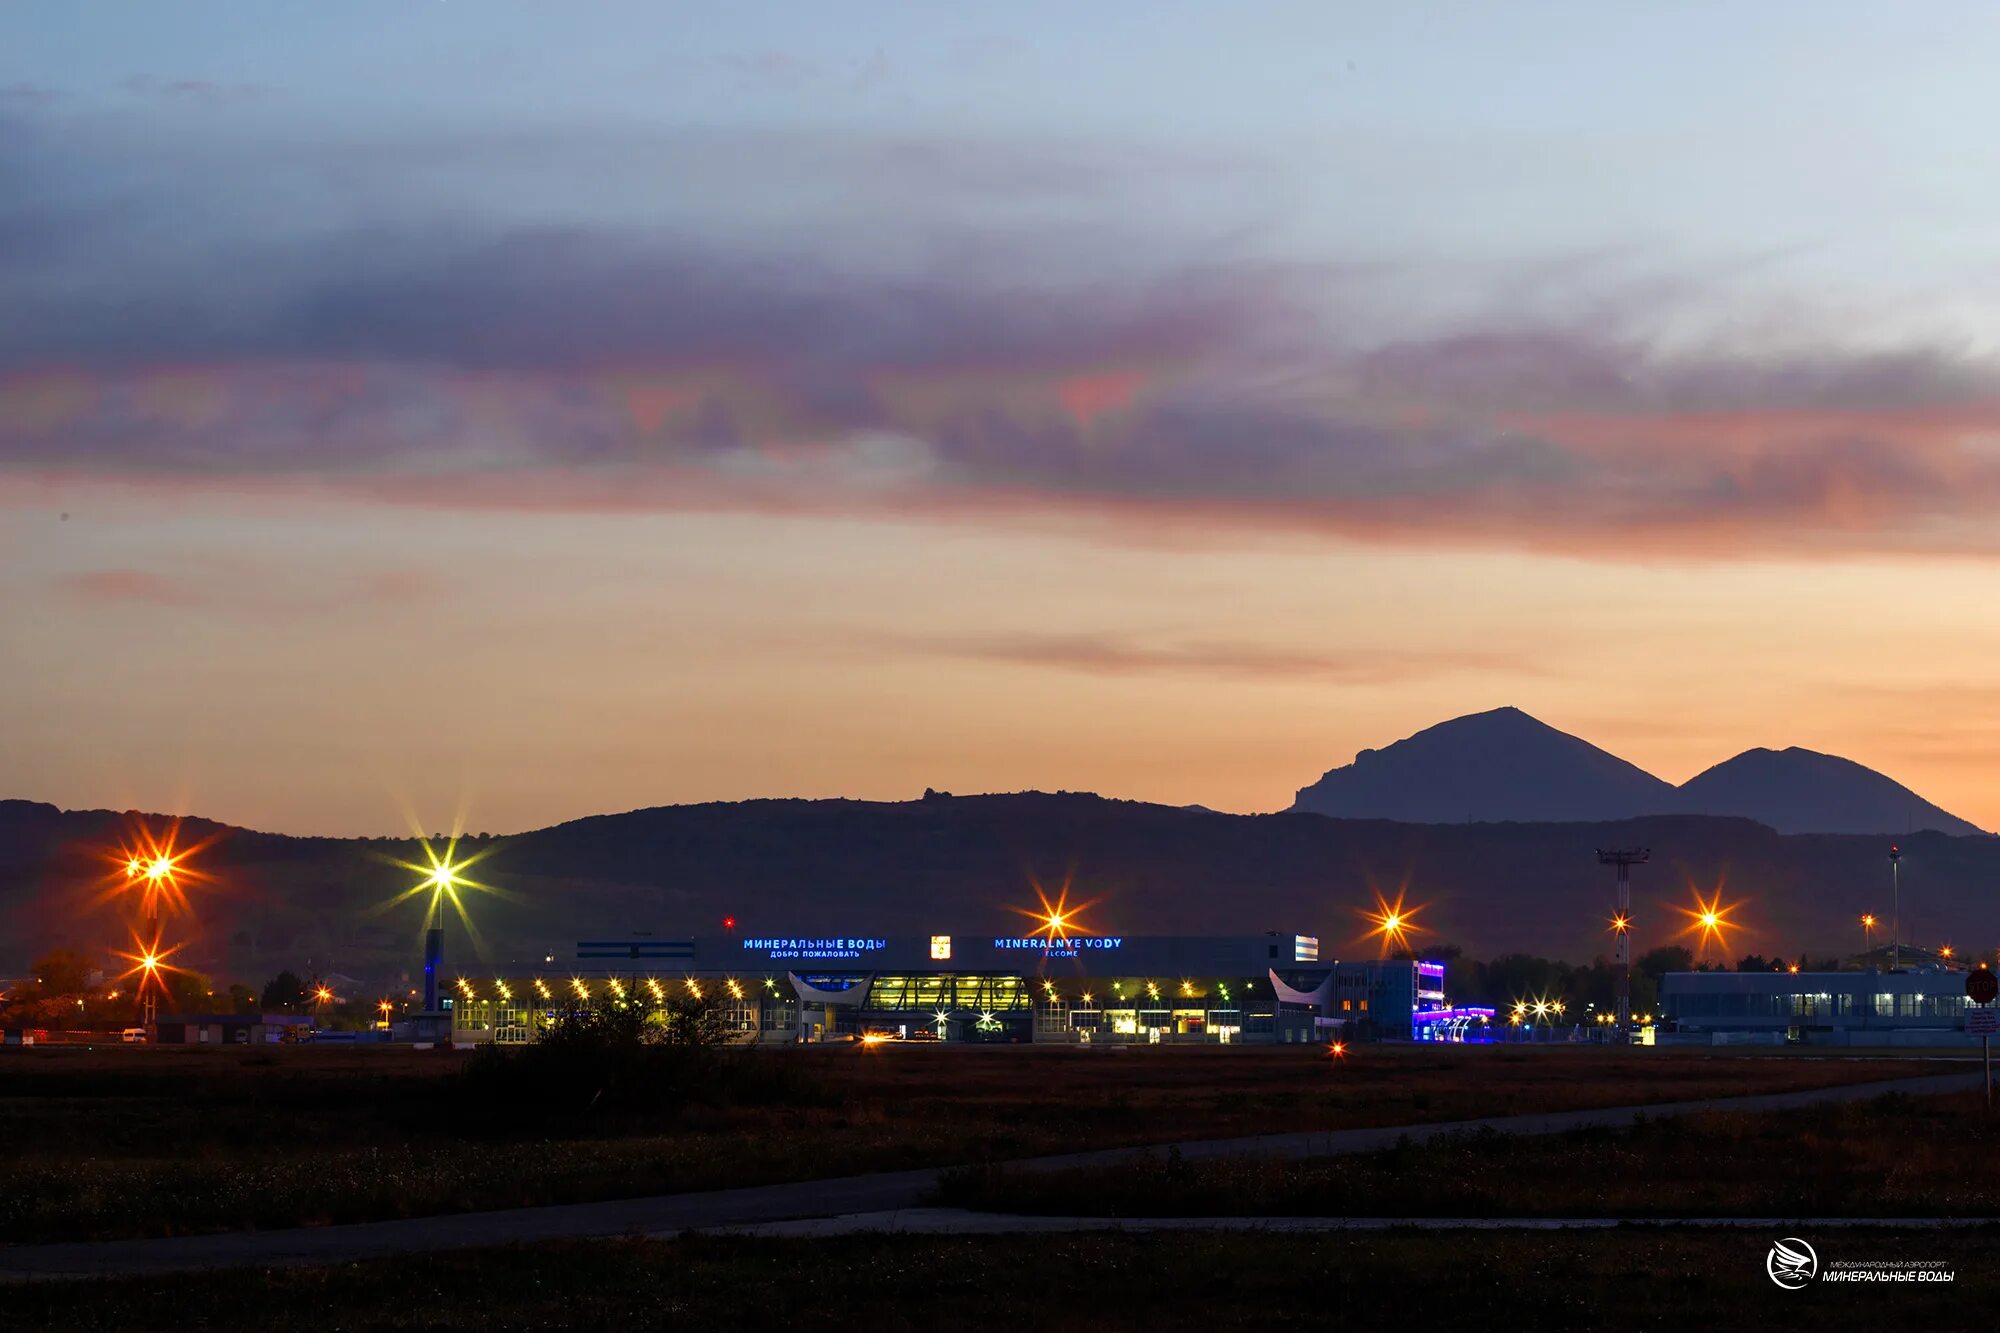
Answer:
0, 1070, 1978, 1281
714, 1208, 2000, 1237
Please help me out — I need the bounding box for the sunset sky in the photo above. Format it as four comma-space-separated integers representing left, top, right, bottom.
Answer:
7, 4, 2000, 836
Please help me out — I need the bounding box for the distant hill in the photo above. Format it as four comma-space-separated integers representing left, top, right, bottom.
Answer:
1289, 708, 1987, 837
1673, 747, 1984, 837
1290, 706, 1675, 824
2, 792, 1997, 986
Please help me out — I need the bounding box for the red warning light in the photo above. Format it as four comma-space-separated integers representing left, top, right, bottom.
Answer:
723, 916, 737, 931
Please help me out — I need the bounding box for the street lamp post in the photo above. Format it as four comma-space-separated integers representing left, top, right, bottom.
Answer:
127, 852, 180, 1029
1889, 845, 1902, 972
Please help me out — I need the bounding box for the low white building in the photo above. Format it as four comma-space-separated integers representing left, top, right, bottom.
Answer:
1661, 966, 1990, 1046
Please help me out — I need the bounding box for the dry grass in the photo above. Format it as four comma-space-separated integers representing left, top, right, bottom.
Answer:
0, 1228, 1989, 1331
0, 1042, 1962, 1240
938, 1088, 2000, 1218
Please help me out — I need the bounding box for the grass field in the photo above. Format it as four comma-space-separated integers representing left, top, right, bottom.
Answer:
0, 1042, 1961, 1242
937, 1087, 2000, 1219
0, 1229, 1987, 1330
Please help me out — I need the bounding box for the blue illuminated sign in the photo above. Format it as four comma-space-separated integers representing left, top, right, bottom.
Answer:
993, 936, 1124, 959
742, 937, 886, 961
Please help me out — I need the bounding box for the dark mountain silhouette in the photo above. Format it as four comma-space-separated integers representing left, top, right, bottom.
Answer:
1289, 708, 1987, 837
5, 791, 1994, 987
1672, 747, 1983, 837
1290, 706, 1675, 824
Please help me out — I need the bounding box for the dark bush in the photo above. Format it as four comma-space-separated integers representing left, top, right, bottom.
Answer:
456, 997, 821, 1121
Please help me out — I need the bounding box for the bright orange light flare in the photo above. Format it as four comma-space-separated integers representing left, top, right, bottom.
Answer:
1358, 886, 1427, 958
1609, 913, 1631, 934
1941, 945, 1955, 960
102, 822, 214, 918
1861, 914, 1877, 928
113, 927, 186, 1002
1009, 876, 1097, 943
1326, 1041, 1347, 1059
1672, 886, 1742, 961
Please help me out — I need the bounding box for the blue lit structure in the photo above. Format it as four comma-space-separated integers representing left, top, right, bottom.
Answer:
422, 926, 442, 1012
1412, 1006, 1497, 1042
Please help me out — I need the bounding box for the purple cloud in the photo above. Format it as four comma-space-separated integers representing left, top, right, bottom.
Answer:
6, 106, 2000, 559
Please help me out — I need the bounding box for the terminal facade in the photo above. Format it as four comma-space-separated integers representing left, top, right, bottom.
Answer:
437, 930, 1460, 1045
1660, 966, 1993, 1046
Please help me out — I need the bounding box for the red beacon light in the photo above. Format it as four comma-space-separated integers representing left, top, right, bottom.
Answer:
723, 916, 737, 931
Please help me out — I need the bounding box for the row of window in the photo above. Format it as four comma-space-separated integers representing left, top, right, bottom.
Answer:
1669, 991, 1972, 1019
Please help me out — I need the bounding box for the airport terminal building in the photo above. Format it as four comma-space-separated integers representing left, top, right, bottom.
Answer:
438, 930, 1461, 1045
1660, 966, 1993, 1046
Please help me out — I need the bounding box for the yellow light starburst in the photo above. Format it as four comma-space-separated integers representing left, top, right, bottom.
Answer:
377, 829, 515, 960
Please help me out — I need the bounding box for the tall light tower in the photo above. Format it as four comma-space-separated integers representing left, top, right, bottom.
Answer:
128, 852, 181, 1028
409, 843, 472, 1013
1596, 847, 1650, 1037
1888, 844, 1902, 972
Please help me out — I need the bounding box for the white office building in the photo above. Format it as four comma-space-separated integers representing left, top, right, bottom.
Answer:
1660, 966, 1990, 1046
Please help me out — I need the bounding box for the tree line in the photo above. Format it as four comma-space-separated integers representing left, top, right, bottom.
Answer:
0, 950, 346, 1028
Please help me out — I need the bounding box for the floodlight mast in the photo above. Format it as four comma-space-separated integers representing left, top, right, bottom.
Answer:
1597, 848, 1650, 1039
142, 910, 160, 1027
1889, 844, 1902, 972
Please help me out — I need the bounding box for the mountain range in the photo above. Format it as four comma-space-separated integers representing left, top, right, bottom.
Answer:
1291, 707, 1985, 837
0, 707, 1988, 983
3, 787, 1994, 986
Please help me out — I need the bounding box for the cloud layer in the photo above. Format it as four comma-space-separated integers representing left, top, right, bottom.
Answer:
8, 106, 2000, 559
